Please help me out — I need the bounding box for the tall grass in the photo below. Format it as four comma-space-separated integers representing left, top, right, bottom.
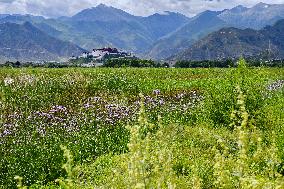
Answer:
34, 82, 284, 188
0, 63, 283, 188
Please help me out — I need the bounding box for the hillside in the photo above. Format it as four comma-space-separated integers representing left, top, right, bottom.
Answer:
147, 11, 228, 60
172, 20, 284, 61
62, 5, 189, 53
71, 4, 138, 22
218, 2, 284, 29
2, 3, 284, 60
0, 22, 84, 62
140, 11, 189, 40
148, 3, 284, 60
0, 4, 189, 55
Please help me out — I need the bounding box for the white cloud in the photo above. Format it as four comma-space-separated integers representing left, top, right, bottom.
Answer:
0, 0, 284, 17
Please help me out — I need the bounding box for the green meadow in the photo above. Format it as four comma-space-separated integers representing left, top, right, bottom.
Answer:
0, 62, 284, 188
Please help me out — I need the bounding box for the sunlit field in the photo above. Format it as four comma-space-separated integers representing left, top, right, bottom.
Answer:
1, 63, 284, 188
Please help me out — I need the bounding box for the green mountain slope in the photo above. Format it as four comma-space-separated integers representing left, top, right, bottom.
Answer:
0, 22, 84, 62
172, 20, 284, 61
147, 11, 228, 60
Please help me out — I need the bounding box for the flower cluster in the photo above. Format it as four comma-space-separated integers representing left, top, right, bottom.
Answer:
18, 74, 36, 86
32, 105, 68, 122
0, 124, 14, 139
4, 77, 14, 86
104, 104, 132, 124
142, 95, 166, 108
2, 90, 204, 141
267, 80, 284, 91
83, 96, 134, 124
153, 89, 161, 95
49, 105, 68, 115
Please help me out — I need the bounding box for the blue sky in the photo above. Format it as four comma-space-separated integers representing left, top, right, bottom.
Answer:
1, 0, 284, 17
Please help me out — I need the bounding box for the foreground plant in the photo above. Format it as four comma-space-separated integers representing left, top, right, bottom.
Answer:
1, 66, 282, 188
213, 86, 284, 188
106, 95, 177, 188
48, 83, 283, 189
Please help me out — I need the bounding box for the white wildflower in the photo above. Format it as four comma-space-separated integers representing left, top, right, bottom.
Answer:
4, 77, 14, 86
19, 75, 35, 85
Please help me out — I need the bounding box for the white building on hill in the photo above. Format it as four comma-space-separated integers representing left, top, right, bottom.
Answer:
79, 47, 135, 62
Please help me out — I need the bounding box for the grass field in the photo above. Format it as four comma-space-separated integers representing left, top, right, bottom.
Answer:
0, 63, 284, 188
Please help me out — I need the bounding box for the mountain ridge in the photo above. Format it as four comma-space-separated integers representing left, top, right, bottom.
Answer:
2, 3, 284, 61
171, 19, 284, 61
146, 10, 228, 60
147, 2, 284, 60
71, 4, 138, 22
0, 22, 84, 62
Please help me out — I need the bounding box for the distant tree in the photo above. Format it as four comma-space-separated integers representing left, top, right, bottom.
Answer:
175, 59, 235, 68
14, 61, 21, 67
69, 57, 93, 65
104, 58, 157, 68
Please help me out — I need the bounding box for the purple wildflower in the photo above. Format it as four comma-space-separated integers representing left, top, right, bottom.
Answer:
159, 99, 165, 105
267, 80, 284, 91
153, 89, 161, 95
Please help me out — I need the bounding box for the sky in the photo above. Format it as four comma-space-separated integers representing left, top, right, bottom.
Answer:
1, 0, 284, 18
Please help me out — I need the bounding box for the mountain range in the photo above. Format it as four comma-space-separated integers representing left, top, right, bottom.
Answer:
218, 2, 284, 29
149, 2, 284, 59
172, 20, 284, 61
1, 2, 284, 61
0, 22, 84, 62
0, 4, 189, 61
147, 11, 228, 60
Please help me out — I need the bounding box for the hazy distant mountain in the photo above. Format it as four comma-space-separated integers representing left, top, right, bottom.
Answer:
0, 22, 84, 62
64, 4, 189, 53
140, 11, 189, 40
172, 20, 284, 61
0, 14, 117, 53
71, 3, 138, 22
2, 3, 284, 61
218, 2, 284, 29
0, 4, 190, 55
147, 11, 228, 60
64, 5, 152, 52
0, 14, 65, 40
33, 22, 63, 37
65, 22, 152, 53
0, 14, 46, 24
0, 14, 9, 19
148, 3, 284, 60
0, 9, 148, 53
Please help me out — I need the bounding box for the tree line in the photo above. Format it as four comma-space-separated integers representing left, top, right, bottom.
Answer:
174, 59, 284, 68
104, 58, 169, 68
1, 58, 283, 68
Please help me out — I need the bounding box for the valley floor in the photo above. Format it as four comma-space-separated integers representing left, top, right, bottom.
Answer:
0, 66, 283, 188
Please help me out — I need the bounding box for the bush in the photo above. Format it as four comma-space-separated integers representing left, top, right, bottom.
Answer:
104, 58, 157, 68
